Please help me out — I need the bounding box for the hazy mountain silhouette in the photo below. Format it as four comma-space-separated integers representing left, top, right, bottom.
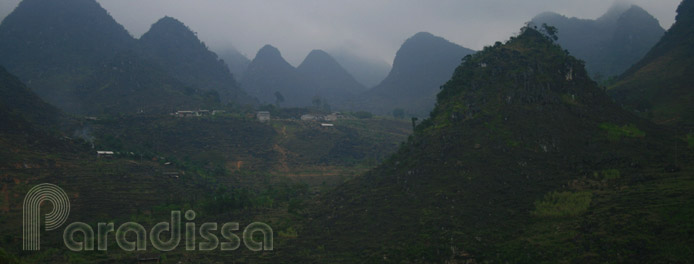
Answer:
241, 45, 318, 107
352, 32, 475, 116
216, 46, 251, 80
532, 3, 664, 79
0, 0, 135, 110
610, 0, 694, 130
329, 49, 391, 88
283, 27, 690, 263
297, 50, 366, 104
139, 16, 253, 105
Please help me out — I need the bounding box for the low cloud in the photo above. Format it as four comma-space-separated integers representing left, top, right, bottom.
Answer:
0, 0, 681, 65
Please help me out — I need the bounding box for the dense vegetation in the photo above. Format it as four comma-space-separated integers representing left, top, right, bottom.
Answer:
275, 26, 693, 263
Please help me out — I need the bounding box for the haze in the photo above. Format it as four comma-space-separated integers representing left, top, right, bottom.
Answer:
0, 0, 681, 66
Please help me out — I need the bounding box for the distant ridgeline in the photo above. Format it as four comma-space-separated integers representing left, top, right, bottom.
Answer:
610, 0, 694, 132
532, 3, 665, 80
0, 0, 253, 115
277, 26, 693, 263
344, 32, 476, 117
240, 45, 366, 108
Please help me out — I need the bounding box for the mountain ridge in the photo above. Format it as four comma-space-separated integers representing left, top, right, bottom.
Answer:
297, 49, 366, 103
348, 32, 475, 116
279, 27, 692, 263
531, 3, 664, 79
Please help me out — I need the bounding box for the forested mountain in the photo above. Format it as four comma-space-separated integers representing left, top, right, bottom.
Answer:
74, 52, 218, 115
610, 0, 694, 131
0, 0, 135, 110
279, 27, 693, 263
241, 45, 318, 107
139, 17, 252, 105
297, 50, 366, 103
0, 66, 61, 128
352, 32, 475, 116
532, 3, 665, 79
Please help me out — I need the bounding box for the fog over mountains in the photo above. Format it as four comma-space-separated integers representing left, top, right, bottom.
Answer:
2, 0, 694, 263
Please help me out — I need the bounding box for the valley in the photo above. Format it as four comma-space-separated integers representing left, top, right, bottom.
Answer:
0, 0, 693, 263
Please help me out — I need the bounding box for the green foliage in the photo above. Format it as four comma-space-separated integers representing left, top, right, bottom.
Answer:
533, 191, 593, 218
0, 247, 21, 264
600, 169, 621, 180
687, 133, 694, 148
599, 123, 646, 141
279, 226, 299, 238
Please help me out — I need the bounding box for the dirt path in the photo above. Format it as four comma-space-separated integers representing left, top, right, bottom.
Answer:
274, 125, 290, 172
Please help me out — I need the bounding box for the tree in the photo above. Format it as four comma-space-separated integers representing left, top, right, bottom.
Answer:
274, 91, 284, 107
312, 95, 322, 109
392, 108, 405, 119
541, 23, 559, 42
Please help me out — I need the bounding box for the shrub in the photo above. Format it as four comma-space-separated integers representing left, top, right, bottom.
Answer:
599, 123, 646, 141
601, 169, 621, 180
533, 191, 592, 218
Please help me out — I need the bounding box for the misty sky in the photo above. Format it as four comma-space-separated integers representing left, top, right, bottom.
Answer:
0, 0, 682, 66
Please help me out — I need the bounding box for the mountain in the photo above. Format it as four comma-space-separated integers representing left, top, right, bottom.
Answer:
352, 32, 475, 116
0, 0, 135, 110
297, 50, 366, 103
280, 27, 693, 263
73, 52, 218, 115
329, 49, 391, 88
241, 45, 318, 107
0, 66, 61, 128
216, 46, 251, 80
138, 16, 252, 105
610, 0, 694, 131
531, 3, 665, 79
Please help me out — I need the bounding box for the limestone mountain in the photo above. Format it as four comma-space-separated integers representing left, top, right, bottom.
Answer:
280, 27, 692, 263
0, 66, 62, 130
297, 50, 366, 103
610, 0, 694, 131
216, 46, 251, 80
241, 45, 318, 107
354, 32, 475, 116
329, 49, 391, 88
139, 17, 252, 105
74, 52, 217, 115
532, 3, 665, 79
0, 0, 135, 110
